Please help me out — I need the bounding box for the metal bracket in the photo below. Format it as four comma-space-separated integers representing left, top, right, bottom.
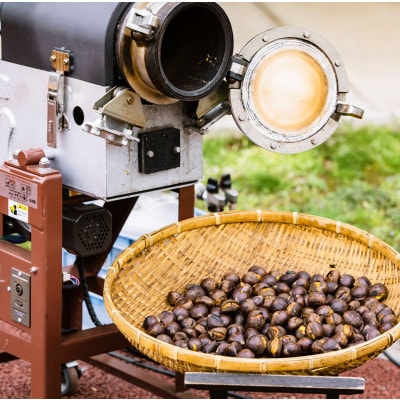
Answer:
50, 48, 74, 74
186, 82, 231, 135
83, 87, 145, 146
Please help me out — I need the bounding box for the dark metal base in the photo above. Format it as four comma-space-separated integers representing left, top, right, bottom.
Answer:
184, 372, 365, 399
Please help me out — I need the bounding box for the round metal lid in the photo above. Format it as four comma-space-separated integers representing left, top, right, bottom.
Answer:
229, 26, 363, 154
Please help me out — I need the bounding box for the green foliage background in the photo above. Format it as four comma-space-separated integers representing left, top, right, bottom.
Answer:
197, 122, 400, 251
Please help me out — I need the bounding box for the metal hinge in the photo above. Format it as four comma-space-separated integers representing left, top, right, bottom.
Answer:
228, 56, 249, 84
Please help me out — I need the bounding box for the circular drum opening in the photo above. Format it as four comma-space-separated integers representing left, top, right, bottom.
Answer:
146, 3, 233, 101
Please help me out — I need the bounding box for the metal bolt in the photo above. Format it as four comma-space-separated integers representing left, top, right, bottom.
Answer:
335, 60, 341, 67
147, 150, 155, 158
18, 271, 22, 277
262, 35, 269, 42
311, 138, 318, 145
63, 58, 69, 65
50, 55, 57, 62
303, 31, 310, 39
174, 146, 181, 154
39, 157, 50, 168
7, 286, 11, 292
238, 115, 246, 121
270, 142, 277, 150
127, 96, 134, 105
30, 266, 38, 274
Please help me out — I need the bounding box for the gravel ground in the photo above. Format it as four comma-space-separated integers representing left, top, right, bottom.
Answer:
1, 350, 399, 399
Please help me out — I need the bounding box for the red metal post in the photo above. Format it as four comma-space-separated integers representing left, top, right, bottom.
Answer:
0, 154, 63, 398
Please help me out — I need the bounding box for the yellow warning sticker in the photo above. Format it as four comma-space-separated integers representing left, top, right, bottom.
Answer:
8, 200, 29, 222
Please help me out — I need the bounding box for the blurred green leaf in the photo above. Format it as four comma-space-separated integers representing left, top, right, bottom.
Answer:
199, 122, 400, 250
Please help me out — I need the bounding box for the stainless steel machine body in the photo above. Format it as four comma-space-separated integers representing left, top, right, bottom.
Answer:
0, 61, 203, 200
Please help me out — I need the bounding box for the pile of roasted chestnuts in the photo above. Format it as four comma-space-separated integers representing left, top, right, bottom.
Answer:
142, 266, 397, 358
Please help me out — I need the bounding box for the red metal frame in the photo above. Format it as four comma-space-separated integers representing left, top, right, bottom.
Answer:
0, 150, 196, 398
0, 155, 63, 397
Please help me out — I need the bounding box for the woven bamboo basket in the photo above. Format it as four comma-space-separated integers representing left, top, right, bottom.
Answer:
104, 210, 400, 375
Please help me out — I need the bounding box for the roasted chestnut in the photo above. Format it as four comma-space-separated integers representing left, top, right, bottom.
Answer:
167, 291, 183, 306
237, 348, 255, 358
185, 284, 205, 301
330, 299, 348, 315
142, 315, 160, 330
201, 277, 217, 294
282, 340, 301, 357
271, 310, 289, 327
340, 274, 355, 288
219, 279, 236, 295
223, 271, 241, 285
220, 299, 240, 314
369, 283, 389, 301
246, 309, 266, 330
246, 334, 267, 356
190, 304, 209, 320
266, 337, 282, 357
279, 272, 298, 287
248, 265, 267, 277
146, 322, 165, 337
188, 337, 202, 351
326, 270, 340, 283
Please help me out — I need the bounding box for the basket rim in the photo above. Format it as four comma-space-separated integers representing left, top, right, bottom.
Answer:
104, 209, 400, 374
113, 210, 400, 265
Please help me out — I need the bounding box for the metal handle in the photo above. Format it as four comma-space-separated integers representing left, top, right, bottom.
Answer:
336, 103, 364, 119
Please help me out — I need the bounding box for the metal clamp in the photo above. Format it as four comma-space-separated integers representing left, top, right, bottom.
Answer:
47, 48, 73, 148
47, 72, 69, 148
126, 7, 160, 40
